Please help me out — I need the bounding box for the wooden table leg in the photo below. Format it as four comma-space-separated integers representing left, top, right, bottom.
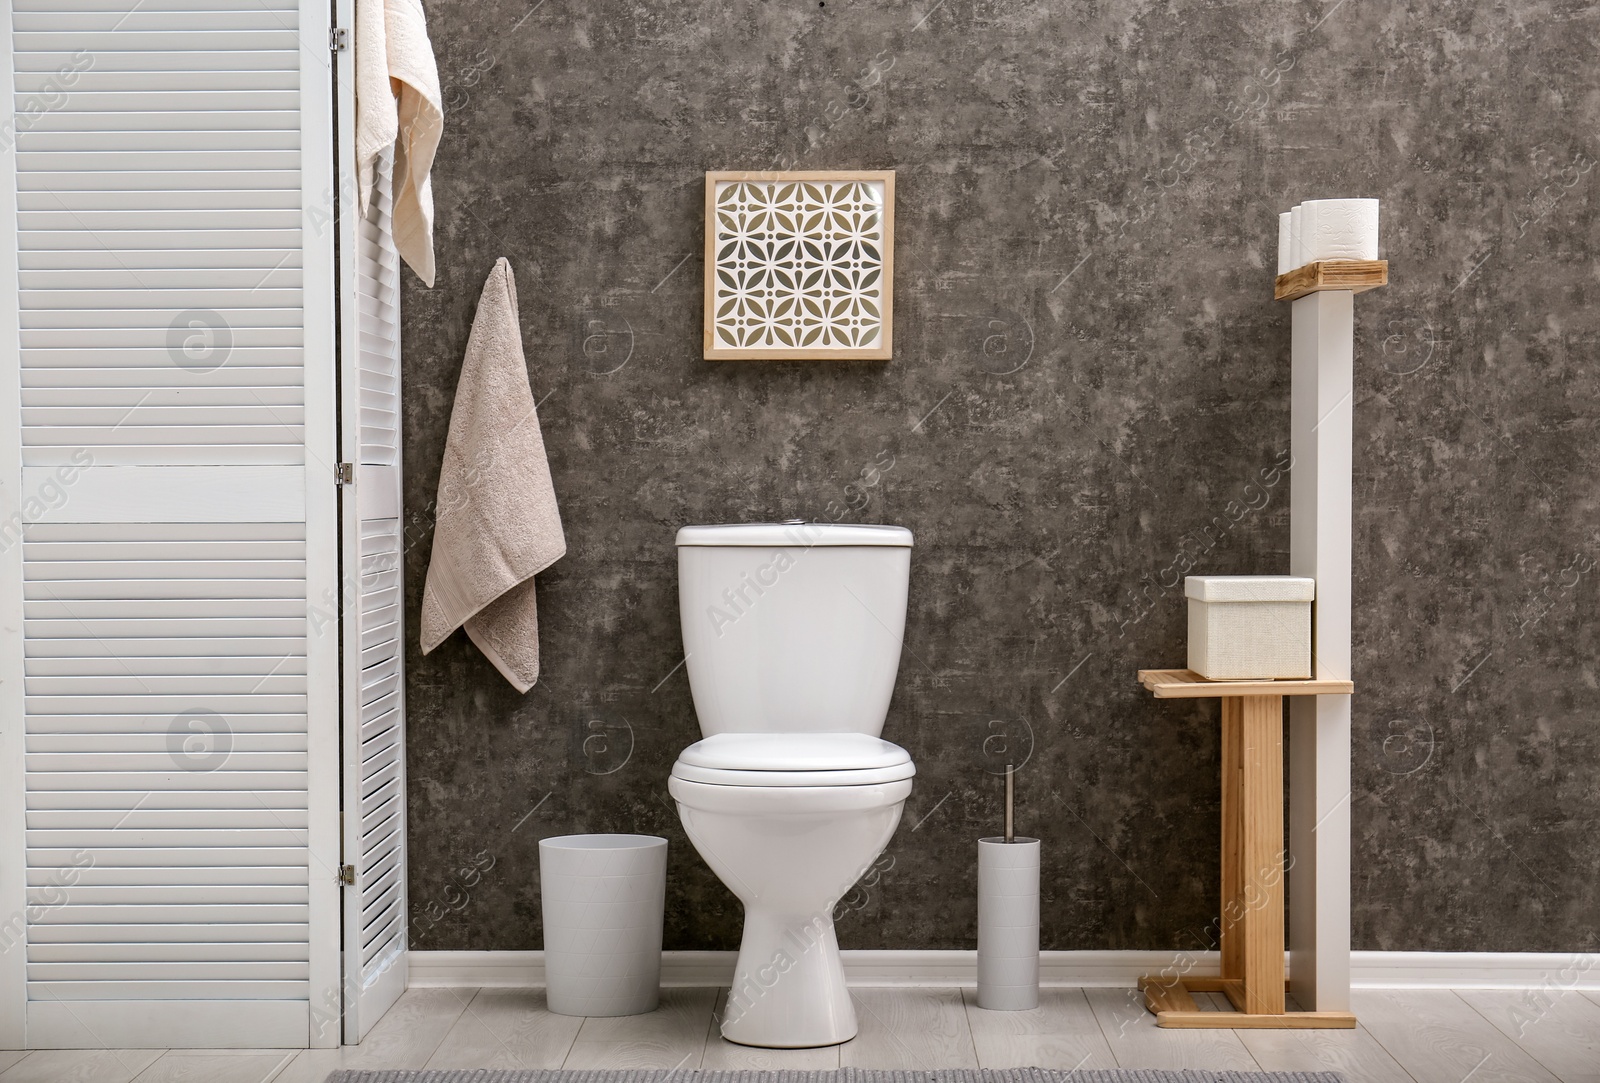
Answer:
1220, 697, 1244, 984
1238, 694, 1285, 1015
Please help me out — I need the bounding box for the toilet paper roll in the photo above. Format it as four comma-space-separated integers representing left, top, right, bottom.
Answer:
1277, 211, 1293, 275
1299, 198, 1380, 263
977, 836, 1039, 1011
1289, 205, 1305, 269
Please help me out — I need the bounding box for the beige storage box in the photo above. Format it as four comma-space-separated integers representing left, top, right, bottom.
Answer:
1185, 575, 1315, 680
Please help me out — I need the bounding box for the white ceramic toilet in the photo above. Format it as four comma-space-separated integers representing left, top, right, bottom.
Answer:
669, 521, 915, 1048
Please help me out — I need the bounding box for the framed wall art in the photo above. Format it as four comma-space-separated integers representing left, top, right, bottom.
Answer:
703, 170, 895, 360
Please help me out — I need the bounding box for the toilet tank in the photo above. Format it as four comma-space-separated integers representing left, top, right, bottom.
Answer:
676, 522, 913, 737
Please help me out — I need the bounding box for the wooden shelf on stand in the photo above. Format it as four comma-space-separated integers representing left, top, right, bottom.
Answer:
1135, 668, 1358, 1030
1274, 259, 1387, 302
1138, 669, 1354, 698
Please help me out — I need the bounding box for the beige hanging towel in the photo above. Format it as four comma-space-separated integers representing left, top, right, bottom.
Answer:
354, 0, 442, 285
421, 259, 565, 691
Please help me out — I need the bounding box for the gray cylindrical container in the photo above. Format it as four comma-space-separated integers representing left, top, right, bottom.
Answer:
976, 836, 1040, 1010
539, 834, 667, 1016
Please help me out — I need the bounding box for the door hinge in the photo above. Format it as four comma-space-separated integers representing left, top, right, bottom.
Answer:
330, 27, 349, 52
338, 864, 356, 886
336, 462, 355, 487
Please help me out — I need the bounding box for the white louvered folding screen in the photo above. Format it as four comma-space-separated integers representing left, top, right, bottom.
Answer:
337, 142, 408, 1043
0, 0, 341, 1049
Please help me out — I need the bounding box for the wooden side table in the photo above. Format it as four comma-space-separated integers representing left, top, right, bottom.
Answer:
1135, 669, 1358, 1029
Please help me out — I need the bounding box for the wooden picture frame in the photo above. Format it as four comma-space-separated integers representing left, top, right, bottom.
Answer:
703, 170, 895, 360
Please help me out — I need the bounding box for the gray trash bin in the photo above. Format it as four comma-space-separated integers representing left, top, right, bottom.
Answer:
539, 834, 667, 1016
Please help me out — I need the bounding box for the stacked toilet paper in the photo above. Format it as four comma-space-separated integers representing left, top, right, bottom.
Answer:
1276, 198, 1380, 274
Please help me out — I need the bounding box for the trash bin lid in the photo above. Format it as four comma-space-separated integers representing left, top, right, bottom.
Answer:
538, 833, 666, 851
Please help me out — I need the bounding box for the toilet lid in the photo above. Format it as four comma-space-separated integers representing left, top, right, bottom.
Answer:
671, 733, 915, 787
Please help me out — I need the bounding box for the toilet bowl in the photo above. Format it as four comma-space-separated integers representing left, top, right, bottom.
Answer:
670, 734, 913, 1047
671, 522, 916, 1048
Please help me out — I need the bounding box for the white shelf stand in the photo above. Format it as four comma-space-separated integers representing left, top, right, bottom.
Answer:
1135, 257, 1385, 1028
1287, 275, 1371, 1013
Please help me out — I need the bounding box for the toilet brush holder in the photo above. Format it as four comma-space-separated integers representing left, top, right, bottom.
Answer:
977, 835, 1040, 1010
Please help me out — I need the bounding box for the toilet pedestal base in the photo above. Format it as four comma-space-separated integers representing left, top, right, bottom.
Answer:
719, 909, 856, 1048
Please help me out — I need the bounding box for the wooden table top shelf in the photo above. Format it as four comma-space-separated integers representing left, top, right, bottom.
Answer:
1137, 668, 1355, 698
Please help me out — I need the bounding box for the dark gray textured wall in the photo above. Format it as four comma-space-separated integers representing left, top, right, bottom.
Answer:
400, 0, 1600, 953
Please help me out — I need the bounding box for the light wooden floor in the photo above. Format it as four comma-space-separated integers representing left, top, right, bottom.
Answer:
3, 986, 1598, 1082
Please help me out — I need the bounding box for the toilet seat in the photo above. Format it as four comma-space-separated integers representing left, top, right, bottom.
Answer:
671, 732, 914, 787
669, 775, 912, 813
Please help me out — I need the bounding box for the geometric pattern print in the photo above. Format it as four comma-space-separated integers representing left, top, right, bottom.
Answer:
711, 179, 886, 351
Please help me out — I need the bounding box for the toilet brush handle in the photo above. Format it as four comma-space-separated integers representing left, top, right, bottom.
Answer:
1005, 764, 1013, 843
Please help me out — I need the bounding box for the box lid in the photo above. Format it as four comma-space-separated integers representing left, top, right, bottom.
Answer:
1185, 575, 1315, 602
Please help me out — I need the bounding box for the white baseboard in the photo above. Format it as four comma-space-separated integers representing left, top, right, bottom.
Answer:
1350, 951, 1600, 990
408, 949, 1600, 991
